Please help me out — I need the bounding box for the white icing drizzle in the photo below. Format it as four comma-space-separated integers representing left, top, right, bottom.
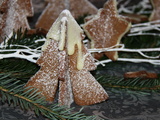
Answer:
46, 10, 85, 70
66, 12, 85, 70
59, 17, 67, 50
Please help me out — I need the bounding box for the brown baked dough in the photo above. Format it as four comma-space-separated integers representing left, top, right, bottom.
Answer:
149, 0, 160, 21
124, 71, 158, 79
35, 0, 98, 32
0, 0, 33, 43
25, 10, 108, 107
25, 41, 59, 102
83, 0, 131, 60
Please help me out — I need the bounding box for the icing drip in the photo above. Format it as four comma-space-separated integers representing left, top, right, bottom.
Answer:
59, 17, 67, 50
46, 10, 85, 70
67, 12, 85, 70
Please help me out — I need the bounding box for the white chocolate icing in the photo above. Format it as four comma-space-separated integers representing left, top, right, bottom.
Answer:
59, 17, 67, 50
45, 10, 85, 70
41, 39, 51, 51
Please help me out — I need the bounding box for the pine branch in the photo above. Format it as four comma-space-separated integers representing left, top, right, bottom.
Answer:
97, 75, 160, 91
0, 28, 97, 119
1, 27, 160, 119
0, 72, 96, 120
0, 87, 66, 120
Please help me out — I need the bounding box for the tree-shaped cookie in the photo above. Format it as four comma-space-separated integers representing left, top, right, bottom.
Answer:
35, 0, 98, 32
25, 10, 108, 107
149, 0, 160, 21
0, 0, 33, 43
83, 0, 131, 60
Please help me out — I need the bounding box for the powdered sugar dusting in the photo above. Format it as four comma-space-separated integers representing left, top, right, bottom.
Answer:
83, 0, 131, 60
69, 46, 108, 106
25, 40, 59, 101
0, 0, 33, 42
58, 51, 74, 107
46, 10, 86, 70
26, 9, 108, 106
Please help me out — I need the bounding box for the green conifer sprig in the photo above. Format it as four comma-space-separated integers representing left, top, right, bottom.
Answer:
0, 70, 96, 120
0, 30, 96, 120
97, 75, 160, 91
1, 28, 160, 119
4, 29, 44, 49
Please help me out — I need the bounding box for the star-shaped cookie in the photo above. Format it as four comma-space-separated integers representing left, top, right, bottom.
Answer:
149, 0, 160, 21
83, 0, 131, 60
